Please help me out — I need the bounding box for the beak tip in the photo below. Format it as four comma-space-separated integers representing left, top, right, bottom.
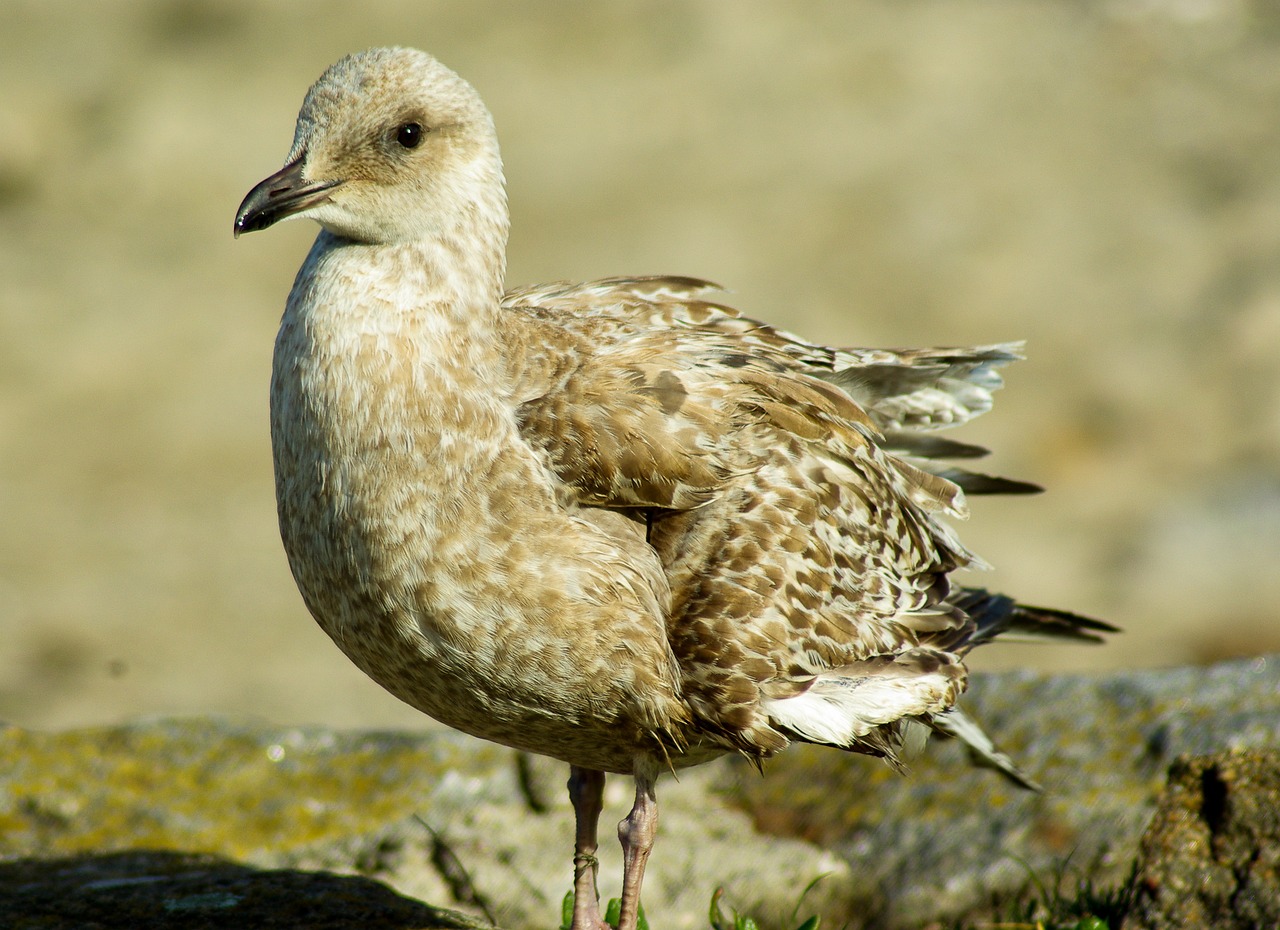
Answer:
234, 154, 308, 241
233, 155, 338, 241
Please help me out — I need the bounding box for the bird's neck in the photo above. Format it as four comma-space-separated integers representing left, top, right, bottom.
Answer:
271, 217, 519, 558
290, 214, 509, 366
311, 213, 506, 304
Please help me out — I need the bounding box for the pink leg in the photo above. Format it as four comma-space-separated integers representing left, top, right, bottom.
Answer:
616, 769, 659, 930
568, 766, 607, 930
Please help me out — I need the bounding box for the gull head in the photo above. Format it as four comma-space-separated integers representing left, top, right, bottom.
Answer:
234, 47, 504, 245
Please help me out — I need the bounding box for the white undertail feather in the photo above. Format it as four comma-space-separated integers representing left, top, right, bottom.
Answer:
762, 650, 962, 750
763, 677, 942, 748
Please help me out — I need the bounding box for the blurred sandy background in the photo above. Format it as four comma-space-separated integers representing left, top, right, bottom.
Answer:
1, 1, 1277, 733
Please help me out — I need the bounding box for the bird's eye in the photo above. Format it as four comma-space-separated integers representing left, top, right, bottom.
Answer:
395, 122, 424, 149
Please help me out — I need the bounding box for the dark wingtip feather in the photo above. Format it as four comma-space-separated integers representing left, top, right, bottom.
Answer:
882, 431, 992, 460
954, 587, 1119, 648
933, 468, 1044, 496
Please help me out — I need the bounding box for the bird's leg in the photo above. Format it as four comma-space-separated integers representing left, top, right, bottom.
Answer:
616, 767, 659, 930
568, 766, 607, 930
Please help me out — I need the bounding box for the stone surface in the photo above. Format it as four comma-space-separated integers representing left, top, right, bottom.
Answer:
1122, 749, 1280, 930
1, 657, 1277, 928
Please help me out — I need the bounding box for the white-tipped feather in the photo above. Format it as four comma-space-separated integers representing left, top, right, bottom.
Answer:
762, 652, 961, 748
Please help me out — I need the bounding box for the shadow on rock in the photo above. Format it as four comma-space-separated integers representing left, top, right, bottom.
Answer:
0, 849, 492, 930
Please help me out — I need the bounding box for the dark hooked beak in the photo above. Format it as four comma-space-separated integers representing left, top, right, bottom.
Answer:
233, 155, 343, 237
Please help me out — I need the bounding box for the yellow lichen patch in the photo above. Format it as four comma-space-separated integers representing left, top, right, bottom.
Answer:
0, 720, 509, 861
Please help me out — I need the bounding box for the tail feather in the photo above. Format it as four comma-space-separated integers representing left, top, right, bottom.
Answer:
952, 586, 1118, 649
929, 707, 1042, 791
763, 591, 1114, 789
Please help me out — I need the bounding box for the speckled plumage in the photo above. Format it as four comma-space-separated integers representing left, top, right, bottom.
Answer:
235, 47, 1112, 930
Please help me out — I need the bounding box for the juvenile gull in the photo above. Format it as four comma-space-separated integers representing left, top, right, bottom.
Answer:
234, 47, 1113, 930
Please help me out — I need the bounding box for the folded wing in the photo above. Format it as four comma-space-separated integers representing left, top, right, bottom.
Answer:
500, 276, 1104, 779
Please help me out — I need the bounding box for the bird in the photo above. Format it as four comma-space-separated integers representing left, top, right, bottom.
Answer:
234, 47, 1113, 930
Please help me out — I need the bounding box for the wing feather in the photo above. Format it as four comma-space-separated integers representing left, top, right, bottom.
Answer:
499, 276, 1052, 763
